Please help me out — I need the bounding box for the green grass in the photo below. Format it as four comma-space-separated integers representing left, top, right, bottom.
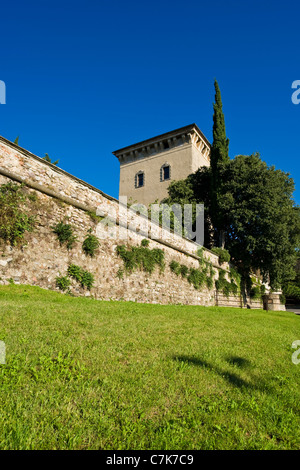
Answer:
0, 284, 299, 450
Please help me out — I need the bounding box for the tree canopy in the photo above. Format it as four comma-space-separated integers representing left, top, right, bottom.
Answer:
164, 81, 300, 289
218, 154, 299, 288
165, 153, 299, 288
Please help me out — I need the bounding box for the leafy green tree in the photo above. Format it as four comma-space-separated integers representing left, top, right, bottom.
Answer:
14, 136, 19, 145
218, 153, 300, 288
163, 168, 213, 247
165, 154, 299, 289
163, 80, 300, 288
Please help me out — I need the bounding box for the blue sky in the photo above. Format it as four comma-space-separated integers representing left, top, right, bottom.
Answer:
0, 0, 299, 203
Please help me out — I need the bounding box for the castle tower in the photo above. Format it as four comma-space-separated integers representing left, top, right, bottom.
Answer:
113, 123, 211, 206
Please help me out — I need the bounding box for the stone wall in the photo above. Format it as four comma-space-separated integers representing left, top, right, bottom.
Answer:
0, 136, 263, 308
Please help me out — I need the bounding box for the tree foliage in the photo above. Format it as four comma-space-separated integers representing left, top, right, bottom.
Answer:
0, 182, 35, 245
210, 79, 230, 246
163, 81, 300, 288
163, 167, 213, 247
43, 153, 59, 166
165, 152, 299, 288
219, 154, 299, 288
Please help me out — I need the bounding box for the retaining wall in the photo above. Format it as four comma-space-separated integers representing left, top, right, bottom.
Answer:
0, 136, 263, 308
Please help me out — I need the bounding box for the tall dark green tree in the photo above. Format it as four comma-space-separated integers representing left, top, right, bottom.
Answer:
163, 80, 300, 288
165, 153, 300, 289
218, 153, 300, 288
210, 79, 230, 247
211, 80, 230, 173
163, 80, 230, 249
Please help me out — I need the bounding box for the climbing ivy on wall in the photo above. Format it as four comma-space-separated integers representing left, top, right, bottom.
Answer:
0, 182, 35, 246
169, 257, 216, 291
215, 269, 239, 297
67, 264, 95, 290
169, 245, 241, 297
56, 265, 95, 292
82, 230, 100, 257
248, 275, 266, 301
55, 275, 71, 292
0, 179, 244, 300
52, 221, 77, 250
211, 247, 231, 264
116, 240, 165, 275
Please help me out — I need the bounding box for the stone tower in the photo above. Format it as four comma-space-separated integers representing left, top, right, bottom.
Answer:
113, 123, 211, 207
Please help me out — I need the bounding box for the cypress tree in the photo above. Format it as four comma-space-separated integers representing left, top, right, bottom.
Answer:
211, 80, 229, 173
210, 80, 230, 247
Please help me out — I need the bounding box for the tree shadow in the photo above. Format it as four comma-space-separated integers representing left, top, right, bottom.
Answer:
172, 355, 271, 392
225, 356, 252, 369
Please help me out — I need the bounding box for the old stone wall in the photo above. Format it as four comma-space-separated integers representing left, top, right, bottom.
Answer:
0, 136, 262, 308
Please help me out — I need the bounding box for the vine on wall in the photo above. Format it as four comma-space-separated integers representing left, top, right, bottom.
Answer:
52, 221, 77, 250
169, 246, 241, 297
82, 230, 100, 257
0, 182, 35, 246
170, 251, 216, 291
116, 240, 165, 275
56, 264, 95, 292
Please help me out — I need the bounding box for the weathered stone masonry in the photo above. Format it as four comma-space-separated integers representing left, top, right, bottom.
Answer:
0, 136, 264, 308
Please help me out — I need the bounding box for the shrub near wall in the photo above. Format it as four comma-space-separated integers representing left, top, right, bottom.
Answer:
169, 249, 216, 291
82, 231, 100, 258
116, 240, 165, 275
52, 221, 77, 250
0, 182, 35, 246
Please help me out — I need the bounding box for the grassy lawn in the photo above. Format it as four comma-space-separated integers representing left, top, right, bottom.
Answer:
0, 284, 299, 450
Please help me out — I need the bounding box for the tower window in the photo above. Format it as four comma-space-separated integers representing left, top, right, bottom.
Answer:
135, 171, 144, 188
160, 163, 171, 182
163, 166, 170, 180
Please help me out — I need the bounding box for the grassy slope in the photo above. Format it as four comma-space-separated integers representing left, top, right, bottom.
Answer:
0, 284, 299, 450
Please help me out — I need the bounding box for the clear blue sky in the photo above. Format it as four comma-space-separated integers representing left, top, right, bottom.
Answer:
0, 0, 299, 203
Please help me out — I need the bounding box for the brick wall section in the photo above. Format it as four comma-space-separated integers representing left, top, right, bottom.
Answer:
0, 136, 262, 308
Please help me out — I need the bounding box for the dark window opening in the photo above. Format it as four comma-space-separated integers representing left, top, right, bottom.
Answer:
136, 172, 144, 188
163, 165, 170, 180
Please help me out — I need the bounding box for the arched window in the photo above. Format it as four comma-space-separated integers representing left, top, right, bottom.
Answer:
135, 171, 145, 188
160, 163, 171, 182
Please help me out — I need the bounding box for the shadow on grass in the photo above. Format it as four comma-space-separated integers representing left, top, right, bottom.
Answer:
225, 356, 252, 369
173, 355, 271, 392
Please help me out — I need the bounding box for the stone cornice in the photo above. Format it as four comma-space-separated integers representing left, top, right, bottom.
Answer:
113, 123, 211, 164
0, 135, 119, 203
